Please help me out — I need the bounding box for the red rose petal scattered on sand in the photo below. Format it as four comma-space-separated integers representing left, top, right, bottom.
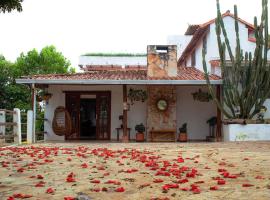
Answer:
102, 187, 108, 192
217, 180, 226, 185
7, 197, 15, 200
91, 188, 101, 192
115, 187, 125, 192
180, 187, 189, 191
81, 163, 88, 168
105, 180, 121, 185
177, 178, 189, 184
46, 187, 55, 194
177, 157, 184, 163
194, 181, 204, 184
242, 183, 254, 187
37, 174, 44, 179
66, 173, 76, 182
35, 181, 45, 187
192, 188, 201, 194
17, 168, 24, 173
64, 197, 75, 200
210, 186, 219, 190
13, 193, 33, 198
91, 180, 100, 184
153, 179, 164, 183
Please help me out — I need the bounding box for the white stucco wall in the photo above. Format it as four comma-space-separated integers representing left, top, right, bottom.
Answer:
44, 85, 147, 141
185, 16, 256, 73
44, 85, 216, 141
223, 124, 270, 141
176, 86, 217, 140
167, 35, 192, 59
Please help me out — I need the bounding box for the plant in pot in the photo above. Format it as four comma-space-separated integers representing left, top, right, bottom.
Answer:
178, 123, 187, 142
135, 123, 145, 142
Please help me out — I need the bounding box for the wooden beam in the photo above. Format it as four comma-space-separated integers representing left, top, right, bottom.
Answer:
122, 84, 129, 142
216, 85, 222, 141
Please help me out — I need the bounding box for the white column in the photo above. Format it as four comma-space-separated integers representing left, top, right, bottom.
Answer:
13, 108, 22, 145
0, 111, 5, 143
32, 84, 37, 143
27, 110, 33, 144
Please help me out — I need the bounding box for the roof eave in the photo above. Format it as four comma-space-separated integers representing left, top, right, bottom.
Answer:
16, 79, 223, 85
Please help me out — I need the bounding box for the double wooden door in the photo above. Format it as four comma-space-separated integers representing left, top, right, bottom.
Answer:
65, 92, 111, 140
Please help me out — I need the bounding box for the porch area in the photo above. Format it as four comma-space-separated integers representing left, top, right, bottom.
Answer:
42, 84, 221, 142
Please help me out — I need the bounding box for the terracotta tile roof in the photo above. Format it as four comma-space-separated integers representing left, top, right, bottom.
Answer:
24, 67, 221, 81
178, 11, 254, 66
81, 65, 146, 71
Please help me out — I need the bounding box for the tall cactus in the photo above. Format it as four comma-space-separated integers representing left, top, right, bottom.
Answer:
203, 0, 270, 119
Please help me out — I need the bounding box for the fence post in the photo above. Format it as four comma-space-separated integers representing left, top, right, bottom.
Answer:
0, 111, 5, 143
27, 110, 33, 144
13, 108, 22, 145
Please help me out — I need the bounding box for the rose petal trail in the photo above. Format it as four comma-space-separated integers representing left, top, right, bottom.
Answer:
0, 142, 269, 199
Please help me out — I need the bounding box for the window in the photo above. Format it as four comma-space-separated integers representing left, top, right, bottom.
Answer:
156, 46, 168, 54
248, 29, 256, 43
191, 51, 196, 66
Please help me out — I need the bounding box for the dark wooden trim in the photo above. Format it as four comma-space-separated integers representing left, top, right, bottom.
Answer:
96, 92, 111, 140
63, 91, 111, 94
65, 91, 111, 141
122, 85, 128, 142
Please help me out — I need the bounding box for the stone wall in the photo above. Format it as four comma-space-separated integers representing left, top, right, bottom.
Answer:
147, 45, 177, 77
147, 86, 177, 139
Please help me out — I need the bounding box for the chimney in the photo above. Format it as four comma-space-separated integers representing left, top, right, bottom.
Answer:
147, 45, 177, 77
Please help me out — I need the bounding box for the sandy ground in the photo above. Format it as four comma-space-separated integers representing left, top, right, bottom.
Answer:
0, 142, 270, 200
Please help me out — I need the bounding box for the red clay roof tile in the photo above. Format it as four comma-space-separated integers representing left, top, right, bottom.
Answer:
25, 67, 220, 81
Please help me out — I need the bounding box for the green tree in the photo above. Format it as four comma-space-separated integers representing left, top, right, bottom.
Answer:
0, 45, 74, 110
0, 0, 23, 13
15, 45, 75, 76
0, 55, 29, 110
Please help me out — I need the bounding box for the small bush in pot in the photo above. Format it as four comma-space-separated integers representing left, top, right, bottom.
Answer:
178, 123, 187, 142
135, 123, 145, 142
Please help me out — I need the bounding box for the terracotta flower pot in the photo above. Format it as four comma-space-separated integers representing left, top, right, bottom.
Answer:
178, 132, 187, 142
136, 132, 144, 142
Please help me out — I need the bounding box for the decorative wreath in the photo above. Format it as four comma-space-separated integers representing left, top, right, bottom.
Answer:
52, 106, 72, 136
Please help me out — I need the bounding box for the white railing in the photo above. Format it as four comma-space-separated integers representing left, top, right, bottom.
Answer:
0, 109, 35, 145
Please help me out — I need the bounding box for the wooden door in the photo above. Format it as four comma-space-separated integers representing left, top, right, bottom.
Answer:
96, 92, 111, 140
65, 93, 80, 139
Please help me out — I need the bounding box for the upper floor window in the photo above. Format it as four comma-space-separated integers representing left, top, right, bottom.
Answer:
248, 29, 256, 43
191, 51, 196, 67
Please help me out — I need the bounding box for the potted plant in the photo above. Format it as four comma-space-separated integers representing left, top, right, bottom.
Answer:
178, 123, 187, 142
135, 123, 145, 142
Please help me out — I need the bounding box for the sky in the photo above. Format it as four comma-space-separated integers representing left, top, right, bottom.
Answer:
0, 0, 262, 70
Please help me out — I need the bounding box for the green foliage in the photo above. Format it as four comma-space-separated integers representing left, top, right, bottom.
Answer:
235, 132, 248, 141
15, 45, 75, 76
128, 88, 148, 105
0, 55, 29, 110
179, 123, 187, 133
82, 52, 146, 57
0, 46, 74, 111
203, 0, 269, 119
0, 0, 23, 13
135, 123, 145, 133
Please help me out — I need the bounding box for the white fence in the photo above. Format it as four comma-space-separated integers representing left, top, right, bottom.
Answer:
0, 109, 34, 145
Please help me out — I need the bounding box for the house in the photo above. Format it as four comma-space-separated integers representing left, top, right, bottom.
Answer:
16, 11, 269, 142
